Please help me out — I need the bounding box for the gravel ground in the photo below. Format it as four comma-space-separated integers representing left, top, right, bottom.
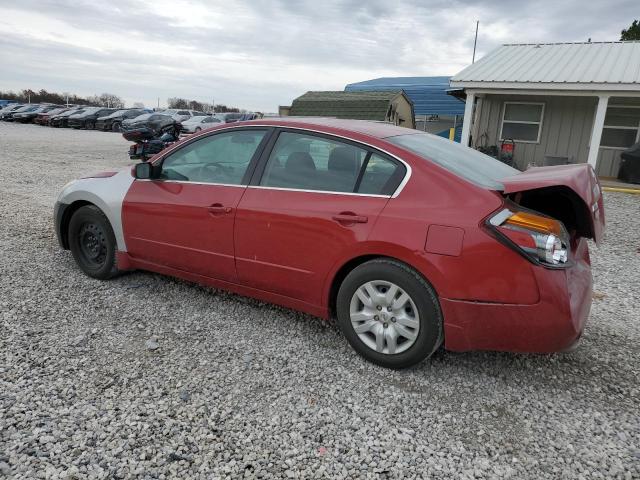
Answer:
0, 122, 639, 479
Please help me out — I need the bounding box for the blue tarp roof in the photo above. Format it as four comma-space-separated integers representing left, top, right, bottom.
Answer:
345, 76, 465, 116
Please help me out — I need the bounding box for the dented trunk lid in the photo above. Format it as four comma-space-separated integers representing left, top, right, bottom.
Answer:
500, 164, 605, 244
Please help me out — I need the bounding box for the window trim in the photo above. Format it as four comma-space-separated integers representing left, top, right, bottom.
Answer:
499, 101, 545, 144
600, 105, 640, 150
250, 127, 407, 197
151, 124, 412, 198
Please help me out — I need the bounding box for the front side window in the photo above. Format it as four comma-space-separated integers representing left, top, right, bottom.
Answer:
500, 102, 544, 143
160, 129, 267, 184
601, 106, 640, 149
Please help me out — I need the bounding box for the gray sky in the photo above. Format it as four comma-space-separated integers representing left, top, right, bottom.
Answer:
0, 0, 635, 112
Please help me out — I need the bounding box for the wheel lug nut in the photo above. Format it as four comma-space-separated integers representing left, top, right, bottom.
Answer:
391, 317, 396, 322
376, 305, 382, 311
374, 315, 379, 320
383, 323, 388, 328
387, 306, 392, 312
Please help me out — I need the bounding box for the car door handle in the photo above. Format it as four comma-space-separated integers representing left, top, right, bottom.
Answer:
332, 213, 368, 224
207, 204, 233, 215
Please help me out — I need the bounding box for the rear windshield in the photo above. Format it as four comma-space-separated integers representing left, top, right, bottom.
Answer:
387, 133, 518, 189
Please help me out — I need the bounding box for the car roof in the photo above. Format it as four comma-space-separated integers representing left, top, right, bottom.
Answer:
224, 117, 413, 139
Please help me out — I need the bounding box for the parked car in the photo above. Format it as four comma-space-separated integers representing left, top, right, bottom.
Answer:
1, 104, 40, 121
180, 115, 221, 133
0, 99, 17, 108
34, 107, 69, 125
53, 118, 604, 369
121, 113, 180, 135
0, 103, 25, 118
160, 109, 208, 122
50, 108, 86, 127
95, 108, 149, 132
213, 112, 244, 123
68, 107, 115, 129
12, 105, 62, 123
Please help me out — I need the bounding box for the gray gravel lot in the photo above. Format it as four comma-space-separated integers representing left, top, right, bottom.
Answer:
0, 122, 639, 479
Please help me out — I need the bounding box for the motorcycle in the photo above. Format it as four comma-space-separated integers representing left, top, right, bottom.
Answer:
122, 122, 181, 161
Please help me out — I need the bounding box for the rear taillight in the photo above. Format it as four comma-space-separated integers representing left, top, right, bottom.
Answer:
488, 207, 570, 267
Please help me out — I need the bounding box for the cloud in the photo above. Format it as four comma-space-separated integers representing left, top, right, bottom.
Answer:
0, 0, 635, 111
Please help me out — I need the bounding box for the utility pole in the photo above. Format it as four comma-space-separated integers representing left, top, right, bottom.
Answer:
157, 97, 160, 109
472, 20, 479, 63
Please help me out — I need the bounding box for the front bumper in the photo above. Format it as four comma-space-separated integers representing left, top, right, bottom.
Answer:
442, 238, 592, 353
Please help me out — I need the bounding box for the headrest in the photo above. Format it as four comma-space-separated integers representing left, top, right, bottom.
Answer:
285, 152, 316, 172
328, 147, 359, 175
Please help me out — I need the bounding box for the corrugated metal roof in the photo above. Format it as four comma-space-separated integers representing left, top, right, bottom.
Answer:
345, 76, 465, 116
451, 41, 640, 88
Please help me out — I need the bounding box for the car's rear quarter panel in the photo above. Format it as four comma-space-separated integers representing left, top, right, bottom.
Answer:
366, 151, 541, 305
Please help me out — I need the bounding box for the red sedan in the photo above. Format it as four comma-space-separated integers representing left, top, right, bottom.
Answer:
54, 118, 604, 368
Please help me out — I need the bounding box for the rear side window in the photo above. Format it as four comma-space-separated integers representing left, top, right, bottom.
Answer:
259, 132, 404, 195
387, 133, 518, 189
358, 154, 404, 195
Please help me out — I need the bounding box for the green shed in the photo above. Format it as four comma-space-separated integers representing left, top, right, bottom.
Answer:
288, 90, 415, 128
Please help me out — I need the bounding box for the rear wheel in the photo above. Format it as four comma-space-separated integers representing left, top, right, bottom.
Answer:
195, 127, 201, 132
85, 120, 95, 130
111, 122, 121, 132
336, 258, 442, 369
68, 205, 119, 280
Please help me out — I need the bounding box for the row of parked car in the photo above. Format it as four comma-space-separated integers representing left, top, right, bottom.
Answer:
0, 103, 259, 135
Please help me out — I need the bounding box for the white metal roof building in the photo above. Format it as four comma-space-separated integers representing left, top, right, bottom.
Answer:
450, 41, 640, 177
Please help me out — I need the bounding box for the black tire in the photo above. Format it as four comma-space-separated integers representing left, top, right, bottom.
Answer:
68, 205, 119, 280
85, 120, 95, 130
195, 127, 201, 132
336, 258, 443, 369
111, 122, 121, 132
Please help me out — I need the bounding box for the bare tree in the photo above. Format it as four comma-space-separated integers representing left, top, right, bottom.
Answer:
97, 93, 124, 109
167, 97, 189, 109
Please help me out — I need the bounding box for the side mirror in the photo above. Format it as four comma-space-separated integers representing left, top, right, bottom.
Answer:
134, 162, 152, 179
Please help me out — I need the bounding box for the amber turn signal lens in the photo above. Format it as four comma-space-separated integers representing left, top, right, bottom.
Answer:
505, 211, 563, 237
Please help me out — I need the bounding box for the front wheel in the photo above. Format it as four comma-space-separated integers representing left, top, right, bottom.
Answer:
68, 205, 119, 280
194, 127, 201, 132
336, 258, 443, 369
111, 122, 121, 132
85, 120, 95, 130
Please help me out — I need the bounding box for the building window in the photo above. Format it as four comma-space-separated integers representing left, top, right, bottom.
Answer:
500, 102, 544, 143
601, 106, 640, 149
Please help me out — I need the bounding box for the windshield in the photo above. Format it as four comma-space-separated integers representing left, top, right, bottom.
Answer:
386, 133, 518, 189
